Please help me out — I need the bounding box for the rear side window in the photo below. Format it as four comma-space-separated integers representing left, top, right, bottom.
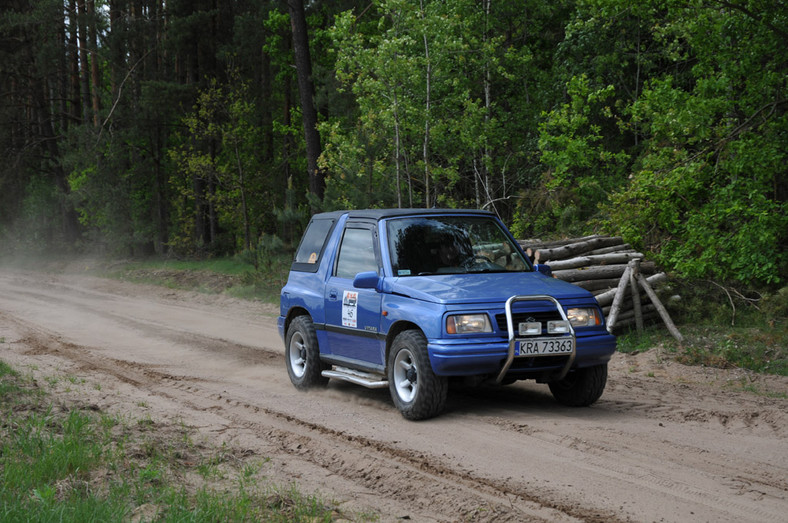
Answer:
292, 218, 335, 272
335, 228, 378, 279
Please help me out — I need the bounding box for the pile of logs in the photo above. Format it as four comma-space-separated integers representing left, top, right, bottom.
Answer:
519, 235, 680, 339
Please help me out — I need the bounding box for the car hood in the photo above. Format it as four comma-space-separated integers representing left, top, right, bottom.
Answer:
387, 271, 593, 305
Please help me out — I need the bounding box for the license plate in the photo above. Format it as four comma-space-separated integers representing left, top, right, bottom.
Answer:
515, 337, 574, 356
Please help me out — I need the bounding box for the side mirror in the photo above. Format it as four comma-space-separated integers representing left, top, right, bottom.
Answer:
534, 264, 553, 277
353, 271, 382, 291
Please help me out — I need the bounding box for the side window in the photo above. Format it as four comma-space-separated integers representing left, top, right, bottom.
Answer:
292, 218, 334, 272
335, 227, 377, 279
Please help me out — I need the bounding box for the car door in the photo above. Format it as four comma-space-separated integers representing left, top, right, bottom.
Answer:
323, 222, 384, 368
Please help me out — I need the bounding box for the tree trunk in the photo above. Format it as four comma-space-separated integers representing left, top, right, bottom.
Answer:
287, 0, 324, 204
234, 140, 251, 251
420, 0, 431, 208
108, 0, 123, 99
77, 0, 91, 124
261, 50, 274, 163
68, 0, 81, 124
57, 7, 69, 133
483, 0, 493, 211
32, 76, 81, 242
87, 0, 100, 128
393, 89, 402, 208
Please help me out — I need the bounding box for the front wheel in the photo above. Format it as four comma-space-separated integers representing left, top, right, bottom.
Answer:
548, 364, 608, 407
285, 316, 328, 390
387, 330, 448, 420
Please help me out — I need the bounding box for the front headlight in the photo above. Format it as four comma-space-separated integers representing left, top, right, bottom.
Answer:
446, 314, 492, 334
566, 307, 602, 327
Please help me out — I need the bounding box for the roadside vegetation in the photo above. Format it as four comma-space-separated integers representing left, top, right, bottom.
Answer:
101, 251, 294, 304
0, 359, 346, 522
617, 280, 788, 377
99, 255, 788, 379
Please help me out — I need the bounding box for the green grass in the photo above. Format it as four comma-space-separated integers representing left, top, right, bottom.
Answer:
103, 253, 292, 303
116, 257, 254, 276
0, 359, 349, 522
616, 281, 788, 376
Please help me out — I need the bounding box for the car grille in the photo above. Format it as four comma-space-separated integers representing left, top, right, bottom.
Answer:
494, 310, 563, 333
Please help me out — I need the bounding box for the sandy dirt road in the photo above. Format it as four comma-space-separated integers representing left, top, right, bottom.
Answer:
0, 268, 786, 522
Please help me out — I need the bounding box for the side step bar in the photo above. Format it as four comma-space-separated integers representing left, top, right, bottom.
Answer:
322, 366, 389, 389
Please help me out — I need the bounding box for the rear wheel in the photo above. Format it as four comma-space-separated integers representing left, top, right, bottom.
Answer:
548, 364, 607, 406
285, 316, 328, 390
387, 330, 448, 420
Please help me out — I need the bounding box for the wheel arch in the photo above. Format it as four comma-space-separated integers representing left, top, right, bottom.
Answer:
284, 307, 311, 335
385, 320, 423, 367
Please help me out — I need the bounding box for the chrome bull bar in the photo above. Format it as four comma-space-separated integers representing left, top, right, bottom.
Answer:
495, 295, 577, 384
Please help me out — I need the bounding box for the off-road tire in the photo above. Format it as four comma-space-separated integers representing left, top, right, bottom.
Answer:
548, 363, 608, 407
387, 330, 448, 420
285, 315, 328, 390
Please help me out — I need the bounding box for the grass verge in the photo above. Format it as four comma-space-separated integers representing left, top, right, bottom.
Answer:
616, 281, 788, 376
0, 360, 348, 522
100, 253, 293, 303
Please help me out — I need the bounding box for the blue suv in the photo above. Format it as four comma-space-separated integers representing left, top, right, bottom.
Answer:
279, 209, 616, 420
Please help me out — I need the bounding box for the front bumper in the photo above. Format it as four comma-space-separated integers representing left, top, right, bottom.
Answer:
429, 294, 616, 381
428, 332, 616, 378
277, 315, 286, 341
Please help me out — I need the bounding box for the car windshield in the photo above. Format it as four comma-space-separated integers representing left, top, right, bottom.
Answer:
386, 215, 530, 276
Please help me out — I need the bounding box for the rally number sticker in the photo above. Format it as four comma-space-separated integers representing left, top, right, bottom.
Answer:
342, 290, 358, 328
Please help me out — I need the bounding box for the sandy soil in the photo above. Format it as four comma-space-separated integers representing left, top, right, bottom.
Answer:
0, 267, 786, 522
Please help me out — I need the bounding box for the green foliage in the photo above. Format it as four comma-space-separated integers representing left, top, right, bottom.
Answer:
0, 360, 342, 522
8, 174, 67, 253
237, 234, 286, 271
621, 279, 788, 376
169, 76, 276, 256
323, 0, 525, 210
2, 0, 786, 287
602, 0, 788, 284
514, 74, 630, 237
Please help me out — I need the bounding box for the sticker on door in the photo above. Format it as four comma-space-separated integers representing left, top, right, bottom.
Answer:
342, 290, 358, 328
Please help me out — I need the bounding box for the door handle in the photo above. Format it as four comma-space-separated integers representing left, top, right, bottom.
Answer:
328, 289, 338, 300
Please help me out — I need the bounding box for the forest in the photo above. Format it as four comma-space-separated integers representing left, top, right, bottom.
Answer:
0, 0, 786, 286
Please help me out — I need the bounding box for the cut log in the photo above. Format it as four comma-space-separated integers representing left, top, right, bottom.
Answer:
552, 262, 655, 283
587, 244, 634, 256
577, 278, 623, 292
546, 252, 644, 271
518, 235, 602, 251
629, 260, 644, 333
605, 266, 632, 332
536, 237, 625, 262
637, 274, 684, 343
596, 272, 667, 307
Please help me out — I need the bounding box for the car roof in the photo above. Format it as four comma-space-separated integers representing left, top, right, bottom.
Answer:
311, 208, 495, 221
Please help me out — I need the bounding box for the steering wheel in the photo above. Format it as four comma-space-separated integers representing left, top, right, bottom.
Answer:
462, 255, 494, 267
